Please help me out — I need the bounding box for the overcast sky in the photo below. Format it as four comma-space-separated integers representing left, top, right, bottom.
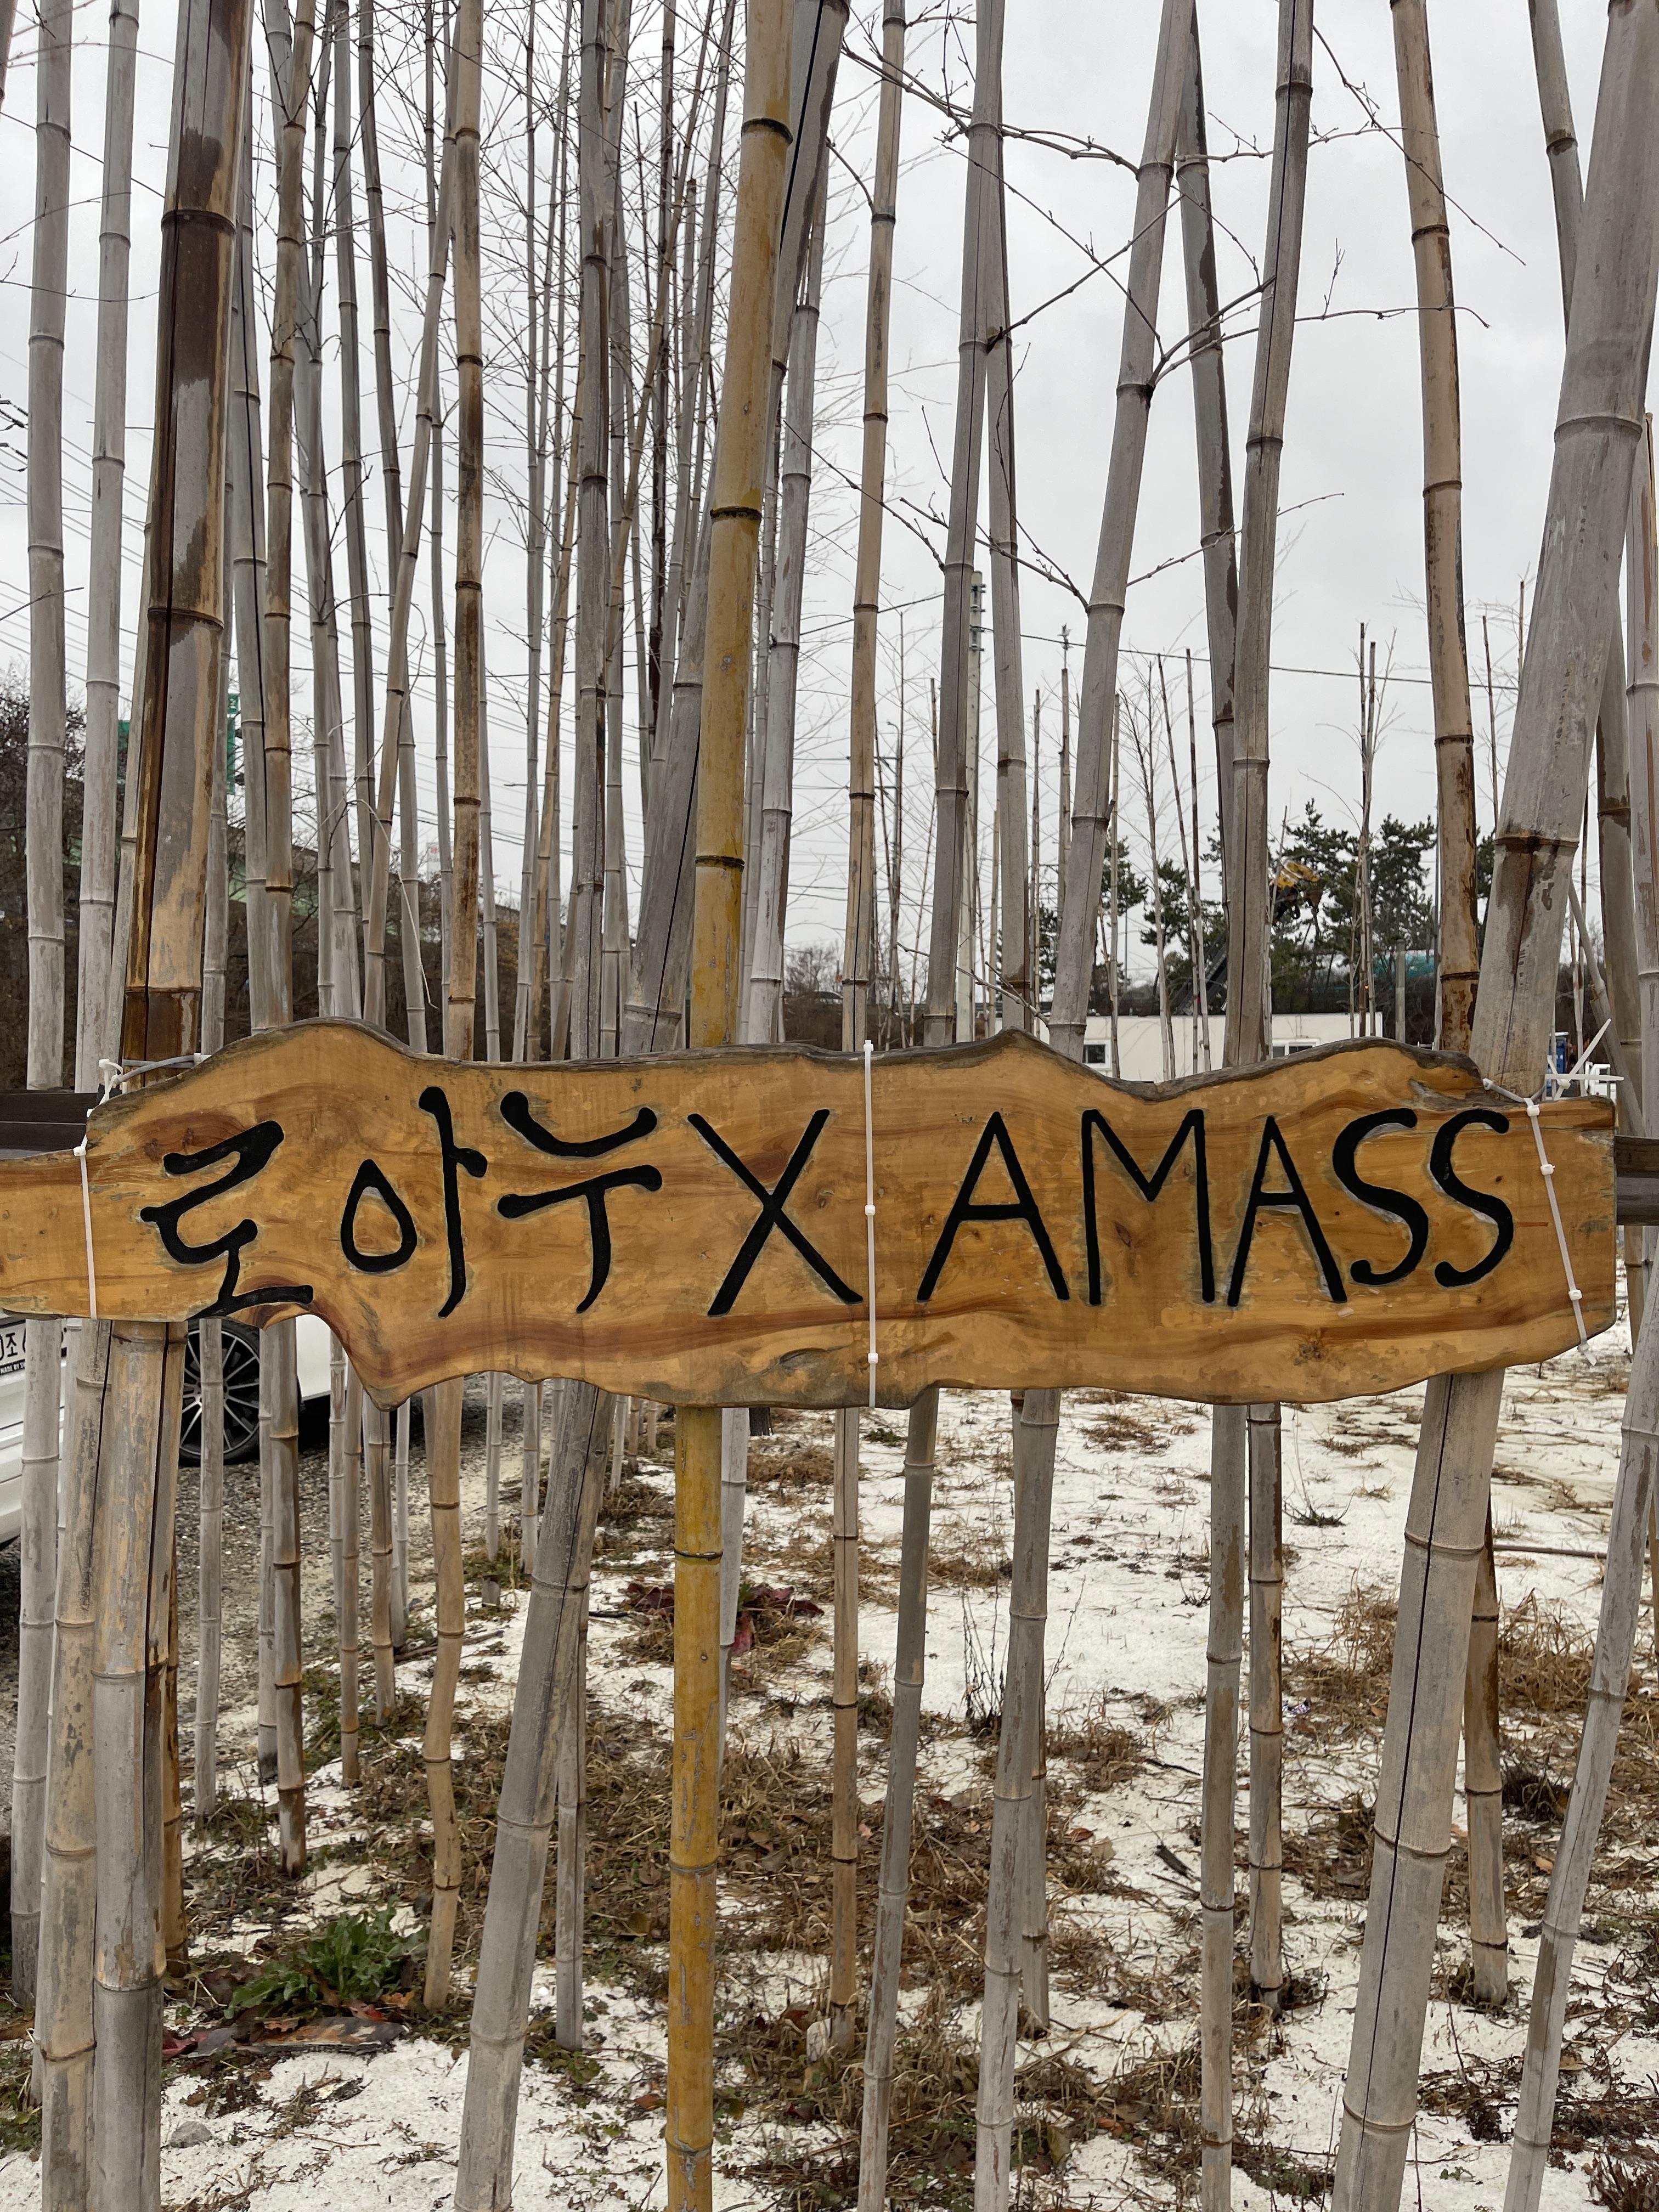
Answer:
0, 0, 1637, 988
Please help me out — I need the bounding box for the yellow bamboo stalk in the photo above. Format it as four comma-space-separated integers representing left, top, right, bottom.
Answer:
665, 3, 791, 2204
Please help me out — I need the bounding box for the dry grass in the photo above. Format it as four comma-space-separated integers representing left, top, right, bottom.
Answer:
926, 1517, 1011, 1588
1047, 1695, 1146, 1795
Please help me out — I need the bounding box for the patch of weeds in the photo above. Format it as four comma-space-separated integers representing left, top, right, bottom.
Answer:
523, 2017, 605, 2090
1082, 1409, 1165, 1454
229, 1904, 416, 2018
1098, 2037, 1202, 2179
1593, 2148, 1659, 2209
1282, 1793, 1373, 1899
1235, 2137, 1331, 2199
1503, 1759, 1571, 1822
745, 1437, 834, 1492
0, 2008, 38, 2156
600, 1472, 672, 1525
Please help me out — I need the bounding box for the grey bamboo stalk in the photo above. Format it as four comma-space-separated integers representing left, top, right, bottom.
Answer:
1216, 1, 1316, 2057
1047, 0, 1189, 1053
332, 0, 375, 911
921, 0, 1001, 1047
568, 0, 611, 1065
1528, 0, 1643, 1104
264, 0, 317, 1877
455, 1390, 613, 2209
1390, 0, 1505, 2006
360, 27, 459, 1026
841, 4, 910, 2103
1502, 1275, 1659, 2212
88, 0, 253, 2181
1176, 3, 1239, 875
1506, 380, 1659, 2212
422, 0, 484, 2011
515, 2, 546, 1067
1200, 1403, 1246, 2208
15, 0, 73, 2010
1247, 1401, 1284, 2006
552, 1595, 589, 2047
1392, 0, 1479, 1051
364, 1397, 394, 1718
983, 51, 1029, 1036
194, 586, 230, 1819
79, 0, 139, 1088
38, 1322, 109, 2207
358, 0, 426, 1047
455, 61, 743, 2208
844, 0, 904, 1065
744, 190, 827, 1045
1334, 8, 1659, 2200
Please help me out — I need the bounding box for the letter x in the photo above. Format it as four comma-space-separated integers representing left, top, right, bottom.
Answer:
689, 1110, 860, 1317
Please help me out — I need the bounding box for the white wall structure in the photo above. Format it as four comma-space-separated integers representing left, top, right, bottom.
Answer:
1079, 1012, 1357, 1082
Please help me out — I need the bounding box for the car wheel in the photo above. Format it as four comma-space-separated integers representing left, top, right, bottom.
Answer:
180, 1320, 263, 1466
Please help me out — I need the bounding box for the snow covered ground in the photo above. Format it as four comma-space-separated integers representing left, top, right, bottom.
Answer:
3, 1332, 1652, 2210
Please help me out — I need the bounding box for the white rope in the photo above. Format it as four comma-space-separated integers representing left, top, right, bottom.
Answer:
1490, 1082, 1588, 1352
75, 1130, 97, 1322
862, 1040, 878, 1408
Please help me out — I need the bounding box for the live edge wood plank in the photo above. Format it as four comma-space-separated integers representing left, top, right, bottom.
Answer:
0, 1021, 1613, 1409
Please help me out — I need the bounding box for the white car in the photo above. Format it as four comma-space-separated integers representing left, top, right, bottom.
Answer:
0, 1310, 336, 1544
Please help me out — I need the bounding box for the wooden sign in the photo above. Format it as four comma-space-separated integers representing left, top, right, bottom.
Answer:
0, 1020, 1614, 1408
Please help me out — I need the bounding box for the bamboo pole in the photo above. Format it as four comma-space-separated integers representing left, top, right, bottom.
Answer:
1047, 0, 1189, 1056
985, 97, 1029, 1040
1505, 408, 1659, 2212
422, 0, 484, 2011
456, 24, 740, 2192
82, 0, 252, 2185
1503, 1278, 1659, 2210
1406, 0, 1515, 1971
845, 0, 903, 1059
455, 1392, 613, 2207
365, 1397, 395, 1718
922, 0, 1000, 1049
1176, 4, 1238, 877
1246, 1401, 1283, 2006
78, 0, 138, 1088
15, 0, 74, 2007
359, 21, 459, 1028
1528, 0, 1643, 1107
194, 590, 231, 1820
744, 189, 827, 1045
665, 4, 791, 2202
1334, 12, 1659, 2202
1393, 0, 1479, 1052
263, 0, 316, 1875
38, 1322, 109, 2208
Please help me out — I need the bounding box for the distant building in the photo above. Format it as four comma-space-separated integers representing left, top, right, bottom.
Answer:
1079, 1011, 1357, 1082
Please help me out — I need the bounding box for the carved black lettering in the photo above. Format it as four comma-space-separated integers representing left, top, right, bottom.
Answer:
138, 1121, 313, 1318
1080, 1108, 1214, 1305
1330, 1110, 1430, 1287
340, 1159, 419, 1274
417, 1086, 487, 1317
1226, 1116, 1347, 1308
918, 1113, 1069, 1304
1430, 1108, 1515, 1287
498, 1094, 663, 1312
688, 1110, 860, 1317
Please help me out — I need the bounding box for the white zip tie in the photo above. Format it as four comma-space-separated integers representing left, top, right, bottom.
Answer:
1491, 1082, 1588, 1352
863, 1040, 878, 1408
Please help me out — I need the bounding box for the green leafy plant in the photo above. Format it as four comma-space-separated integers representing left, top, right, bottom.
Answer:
230, 1905, 415, 2018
